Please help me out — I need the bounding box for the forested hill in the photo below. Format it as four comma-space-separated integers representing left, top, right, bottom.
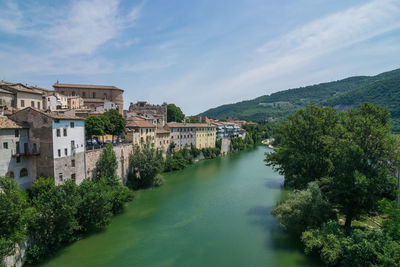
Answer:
199, 68, 400, 122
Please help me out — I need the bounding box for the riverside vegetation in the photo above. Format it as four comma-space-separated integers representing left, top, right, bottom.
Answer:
0, 143, 133, 264
266, 103, 400, 266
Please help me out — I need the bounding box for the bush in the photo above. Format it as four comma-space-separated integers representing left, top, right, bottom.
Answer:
302, 221, 400, 266
0, 177, 32, 259
272, 182, 336, 235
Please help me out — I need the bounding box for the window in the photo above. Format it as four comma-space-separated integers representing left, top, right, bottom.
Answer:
31, 101, 34, 107
11, 99, 15, 107
20, 168, 28, 177
16, 142, 20, 154
3, 142, 8, 149
15, 129, 19, 137
71, 159, 75, 167
64, 148, 68, 156
82, 92, 86, 98
54, 119, 60, 123
72, 91, 76, 96
33, 143, 37, 153
104, 93, 107, 99
61, 91, 65, 95
71, 140, 75, 148
37, 102, 41, 109
20, 100, 25, 107
63, 128, 67, 136
56, 129, 61, 137
93, 92, 96, 98
58, 149, 61, 157
59, 173, 63, 182
16, 156, 21, 163
70, 122, 74, 128
71, 173, 76, 182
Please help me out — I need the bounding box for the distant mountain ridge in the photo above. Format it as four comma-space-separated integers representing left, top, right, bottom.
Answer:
200, 68, 400, 127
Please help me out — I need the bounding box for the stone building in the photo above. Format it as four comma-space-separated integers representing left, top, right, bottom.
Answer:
125, 120, 156, 146
155, 129, 171, 154
0, 116, 37, 190
166, 122, 216, 150
10, 108, 86, 185
0, 82, 44, 110
53, 83, 124, 114
128, 101, 167, 128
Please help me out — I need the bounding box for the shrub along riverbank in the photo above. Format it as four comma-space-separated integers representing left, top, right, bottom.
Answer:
266, 103, 400, 266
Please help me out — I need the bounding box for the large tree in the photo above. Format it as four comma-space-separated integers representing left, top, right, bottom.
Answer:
85, 115, 105, 139
101, 109, 126, 137
167, 104, 185, 122
327, 103, 398, 229
95, 143, 118, 185
265, 106, 339, 189
127, 141, 164, 189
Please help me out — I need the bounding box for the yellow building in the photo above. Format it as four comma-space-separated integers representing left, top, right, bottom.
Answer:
195, 124, 216, 149
125, 120, 156, 146
155, 129, 171, 154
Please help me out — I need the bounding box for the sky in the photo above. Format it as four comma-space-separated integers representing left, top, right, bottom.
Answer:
0, 0, 400, 115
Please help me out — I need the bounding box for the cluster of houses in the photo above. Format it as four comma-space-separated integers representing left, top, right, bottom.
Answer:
0, 81, 250, 190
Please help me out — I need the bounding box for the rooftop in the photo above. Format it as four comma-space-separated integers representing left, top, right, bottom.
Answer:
166, 122, 216, 128
15, 107, 85, 120
53, 83, 124, 92
156, 129, 170, 134
126, 120, 156, 128
0, 116, 27, 129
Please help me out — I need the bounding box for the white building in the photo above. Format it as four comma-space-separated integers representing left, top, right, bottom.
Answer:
95, 101, 117, 112
10, 107, 86, 185
44, 93, 68, 111
0, 116, 37, 189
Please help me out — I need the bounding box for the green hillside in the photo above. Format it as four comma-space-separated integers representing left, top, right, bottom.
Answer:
200, 68, 400, 122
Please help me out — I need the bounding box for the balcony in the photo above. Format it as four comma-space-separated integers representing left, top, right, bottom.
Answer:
11, 148, 40, 157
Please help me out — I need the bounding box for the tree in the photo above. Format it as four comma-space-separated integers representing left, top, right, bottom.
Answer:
0, 177, 32, 259
76, 179, 113, 233
380, 199, 400, 241
265, 106, 339, 189
328, 103, 398, 230
95, 143, 118, 185
28, 178, 80, 262
127, 142, 164, 189
272, 182, 336, 235
167, 104, 185, 122
101, 109, 126, 138
85, 116, 105, 139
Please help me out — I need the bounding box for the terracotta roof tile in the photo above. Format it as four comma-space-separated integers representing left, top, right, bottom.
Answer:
156, 129, 170, 134
126, 120, 156, 128
166, 122, 216, 128
14, 107, 85, 120
0, 116, 27, 129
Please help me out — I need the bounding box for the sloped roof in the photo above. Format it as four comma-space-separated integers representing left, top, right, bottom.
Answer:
156, 129, 170, 134
53, 83, 123, 91
0, 116, 27, 129
126, 120, 156, 128
14, 107, 85, 120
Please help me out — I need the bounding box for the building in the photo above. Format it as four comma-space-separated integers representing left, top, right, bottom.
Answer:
95, 101, 117, 112
0, 116, 36, 190
212, 122, 240, 139
155, 129, 171, 154
44, 92, 68, 111
0, 82, 44, 110
53, 83, 124, 114
128, 101, 167, 128
166, 122, 216, 150
67, 96, 85, 109
0, 88, 14, 109
125, 120, 156, 146
10, 108, 86, 185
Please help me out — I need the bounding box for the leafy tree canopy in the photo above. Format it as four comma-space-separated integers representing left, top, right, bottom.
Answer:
167, 103, 185, 122
85, 116, 105, 138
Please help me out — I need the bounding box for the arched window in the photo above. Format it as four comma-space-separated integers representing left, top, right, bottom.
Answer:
7, 171, 14, 178
20, 168, 28, 177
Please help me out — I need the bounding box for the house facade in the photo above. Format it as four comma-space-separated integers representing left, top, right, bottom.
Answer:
10, 108, 86, 185
155, 129, 171, 154
125, 120, 156, 146
0, 116, 36, 190
166, 122, 216, 150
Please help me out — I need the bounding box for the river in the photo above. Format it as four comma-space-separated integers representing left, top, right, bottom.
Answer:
41, 146, 321, 267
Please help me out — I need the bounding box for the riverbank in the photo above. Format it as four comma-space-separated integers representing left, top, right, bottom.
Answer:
40, 146, 321, 267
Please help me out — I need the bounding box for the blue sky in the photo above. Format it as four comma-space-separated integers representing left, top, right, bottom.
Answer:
1, 0, 400, 115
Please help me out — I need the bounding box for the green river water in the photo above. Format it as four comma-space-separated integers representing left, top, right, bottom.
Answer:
41, 146, 321, 267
